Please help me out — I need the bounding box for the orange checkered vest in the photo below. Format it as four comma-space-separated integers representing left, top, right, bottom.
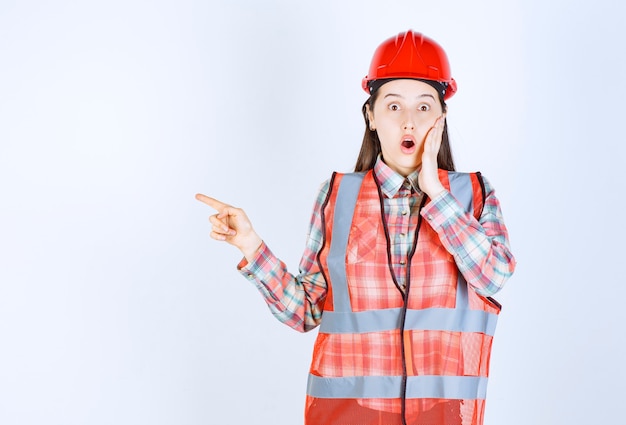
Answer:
304, 169, 502, 425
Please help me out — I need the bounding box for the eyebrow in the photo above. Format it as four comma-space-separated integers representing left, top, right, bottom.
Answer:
383, 93, 436, 100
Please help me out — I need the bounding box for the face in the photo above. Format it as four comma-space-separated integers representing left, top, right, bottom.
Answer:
367, 79, 444, 176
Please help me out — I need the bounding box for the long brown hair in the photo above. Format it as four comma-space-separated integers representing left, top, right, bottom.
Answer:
354, 84, 456, 172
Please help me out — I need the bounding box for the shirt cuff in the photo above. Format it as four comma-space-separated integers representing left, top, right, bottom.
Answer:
421, 190, 464, 229
236, 241, 276, 282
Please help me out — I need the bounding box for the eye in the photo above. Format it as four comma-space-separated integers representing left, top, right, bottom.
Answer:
388, 103, 400, 111
418, 104, 431, 112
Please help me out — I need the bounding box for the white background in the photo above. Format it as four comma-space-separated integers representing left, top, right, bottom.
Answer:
1, 0, 624, 424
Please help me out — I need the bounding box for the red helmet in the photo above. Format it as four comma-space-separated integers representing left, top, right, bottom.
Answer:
362, 30, 457, 100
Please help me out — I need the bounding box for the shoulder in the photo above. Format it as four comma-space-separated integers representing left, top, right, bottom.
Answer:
324, 171, 368, 192
315, 171, 370, 209
439, 169, 486, 190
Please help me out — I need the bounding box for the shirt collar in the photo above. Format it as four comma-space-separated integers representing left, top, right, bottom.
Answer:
373, 156, 421, 198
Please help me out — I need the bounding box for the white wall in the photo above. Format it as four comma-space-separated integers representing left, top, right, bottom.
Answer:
0, 0, 623, 424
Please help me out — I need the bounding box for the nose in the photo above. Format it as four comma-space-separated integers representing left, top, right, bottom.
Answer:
402, 111, 415, 131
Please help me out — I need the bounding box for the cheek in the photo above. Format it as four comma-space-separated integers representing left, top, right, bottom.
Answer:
415, 125, 432, 142
421, 112, 440, 126
416, 115, 439, 138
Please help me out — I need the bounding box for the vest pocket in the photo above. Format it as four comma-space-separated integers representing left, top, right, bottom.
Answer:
347, 216, 381, 264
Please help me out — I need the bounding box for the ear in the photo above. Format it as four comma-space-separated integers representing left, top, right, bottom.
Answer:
365, 103, 376, 131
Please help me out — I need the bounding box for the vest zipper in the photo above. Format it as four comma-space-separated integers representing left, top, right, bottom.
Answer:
374, 173, 427, 425
399, 197, 426, 425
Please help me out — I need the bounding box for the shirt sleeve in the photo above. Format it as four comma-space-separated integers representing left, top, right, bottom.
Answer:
236, 180, 330, 333
420, 175, 516, 297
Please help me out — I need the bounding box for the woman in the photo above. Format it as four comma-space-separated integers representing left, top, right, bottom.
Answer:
197, 30, 516, 425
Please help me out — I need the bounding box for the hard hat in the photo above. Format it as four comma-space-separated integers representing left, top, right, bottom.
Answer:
362, 30, 457, 99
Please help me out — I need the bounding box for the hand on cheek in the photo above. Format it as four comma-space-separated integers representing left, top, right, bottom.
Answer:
418, 115, 447, 199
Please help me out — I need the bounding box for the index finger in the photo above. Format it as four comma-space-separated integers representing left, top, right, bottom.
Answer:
436, 113, 446, 127
195, 193, 229, 211
428, 115, 444, 132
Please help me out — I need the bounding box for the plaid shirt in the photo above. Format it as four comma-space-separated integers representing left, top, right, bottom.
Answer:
238, 157, 515, 333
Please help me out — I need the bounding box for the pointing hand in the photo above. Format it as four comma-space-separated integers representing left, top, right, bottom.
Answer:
195, 194, 263, 260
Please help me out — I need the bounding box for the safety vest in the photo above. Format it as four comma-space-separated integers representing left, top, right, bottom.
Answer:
305, 169, 501, 425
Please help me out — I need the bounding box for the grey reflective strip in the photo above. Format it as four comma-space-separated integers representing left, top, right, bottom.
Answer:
307, 374, 488, 400
406, 307, 497, 335
406, 375, 488, 400
447, 174, 475, 310
320, 308, 401, 333
448, 175, 473, 311
326, 173, 365, 313
319, 307, 497, 336
307, 375, 402, 399
448, 172, 473, 213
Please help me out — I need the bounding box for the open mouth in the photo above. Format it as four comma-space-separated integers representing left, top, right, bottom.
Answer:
401, 139, 415, 149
